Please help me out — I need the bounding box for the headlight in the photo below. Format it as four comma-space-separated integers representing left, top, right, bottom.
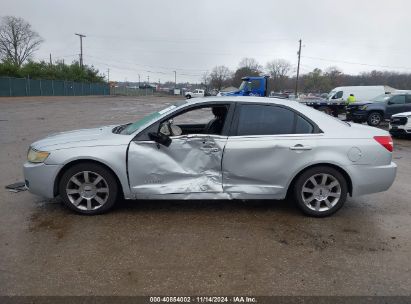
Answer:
359, 105, 368, 110
27, 148, 50, 163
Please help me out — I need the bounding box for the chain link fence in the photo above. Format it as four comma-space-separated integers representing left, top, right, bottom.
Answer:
0, 76, 110, 97
110, 86, 154, 96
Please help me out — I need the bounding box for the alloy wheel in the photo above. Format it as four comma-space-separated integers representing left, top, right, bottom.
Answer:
66, 171, 109, 211
370, 113, 381, 125
301, 173, 341, 212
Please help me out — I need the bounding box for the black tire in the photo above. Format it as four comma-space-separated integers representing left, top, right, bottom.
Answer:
186, 94, 191, 99
318, 106, 333, 115
59, 162, 119, 215
293, 166, 348, 217
367, 112, 383, 127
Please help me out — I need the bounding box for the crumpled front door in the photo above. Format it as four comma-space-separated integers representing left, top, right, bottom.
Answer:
128, 134, 227, 195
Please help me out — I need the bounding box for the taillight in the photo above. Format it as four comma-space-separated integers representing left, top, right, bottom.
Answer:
374, 136, 393, 152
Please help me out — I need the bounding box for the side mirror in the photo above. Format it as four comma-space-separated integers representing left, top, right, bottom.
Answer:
148, 132, 172, 147
387, 101, 393, 105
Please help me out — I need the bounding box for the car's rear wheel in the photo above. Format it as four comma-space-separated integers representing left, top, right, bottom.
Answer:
59, 163, 118, 215
294, 166, 347, 217
186, 94, 191, 99
367, 112, 383, 126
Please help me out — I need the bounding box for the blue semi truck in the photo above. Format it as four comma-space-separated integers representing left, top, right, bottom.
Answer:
217, 76, 270, 97
218, 75, 346, 117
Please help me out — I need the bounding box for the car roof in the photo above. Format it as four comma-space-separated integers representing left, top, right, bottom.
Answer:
186, 96, 299, 106
181, 96, 354, 133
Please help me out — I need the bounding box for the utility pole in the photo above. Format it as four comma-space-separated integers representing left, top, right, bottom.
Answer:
49, 53, 52, 66
147, 75, 150, 85
75, 33, 86, 68
107, 68, 110, 83
138, 74, 141, 88
295, 39, 302, 97
174, 71, 177, 88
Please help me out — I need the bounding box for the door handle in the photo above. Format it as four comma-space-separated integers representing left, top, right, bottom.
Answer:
290, 144, 312, 151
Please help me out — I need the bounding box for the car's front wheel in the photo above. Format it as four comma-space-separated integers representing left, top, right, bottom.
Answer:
367, 112, 383, 126
293, 166, 348, 217
186, 94, 191, 99
59, 162, 119, 215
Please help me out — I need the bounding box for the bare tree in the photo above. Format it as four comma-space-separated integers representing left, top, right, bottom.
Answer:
0, 16, 43, 66
238, 57, 262, 73
325, 66, 343, 88
201, 71, 210, 88
210, 65, 231, 90
265, 59, 292, 91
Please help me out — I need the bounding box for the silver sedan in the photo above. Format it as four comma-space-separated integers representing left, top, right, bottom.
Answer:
23, 97, 397, 217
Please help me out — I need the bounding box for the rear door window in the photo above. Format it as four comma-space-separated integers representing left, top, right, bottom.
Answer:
235, 104, 315, 136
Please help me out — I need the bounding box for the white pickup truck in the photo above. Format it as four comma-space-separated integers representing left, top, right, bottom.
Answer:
185, 89, 205, 99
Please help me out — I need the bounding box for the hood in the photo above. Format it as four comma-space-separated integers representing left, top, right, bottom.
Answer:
347, 101, 373, 107
392, 111, 411, 117
31, 125, 129, 150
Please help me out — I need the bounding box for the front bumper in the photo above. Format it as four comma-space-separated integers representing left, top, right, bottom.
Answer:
389, 122, 411, 136
346, 110, 368, 122
347, 162, 397, 197
23, 162, 62, 198
389, 127, 411, 136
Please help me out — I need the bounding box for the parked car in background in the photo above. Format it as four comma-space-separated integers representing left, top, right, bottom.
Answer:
23, 97, 396, 217
185, 89, 205, 99
346, 93, 411, 126
389, 111, 411, 138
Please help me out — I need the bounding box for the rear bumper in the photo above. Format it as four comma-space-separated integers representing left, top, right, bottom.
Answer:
347, 162, 397, 197
23, 162, 62, 198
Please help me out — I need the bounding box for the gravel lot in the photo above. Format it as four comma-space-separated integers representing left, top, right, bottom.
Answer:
0, 96, 410, 296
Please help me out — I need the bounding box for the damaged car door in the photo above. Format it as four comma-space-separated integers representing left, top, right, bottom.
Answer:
127, 104, 231, 196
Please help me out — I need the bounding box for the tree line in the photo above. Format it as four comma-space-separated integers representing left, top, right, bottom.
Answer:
0, 60, 106, 82
205, 58, 411, 93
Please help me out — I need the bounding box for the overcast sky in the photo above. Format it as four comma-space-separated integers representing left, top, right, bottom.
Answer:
2, 0, 411, 83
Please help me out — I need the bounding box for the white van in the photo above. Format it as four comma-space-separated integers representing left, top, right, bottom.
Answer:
326, 86, 391, 103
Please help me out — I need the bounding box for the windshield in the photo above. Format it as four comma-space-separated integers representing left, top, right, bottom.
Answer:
120, 101, 187, 135
371, 94, 391, 102
239, 80, 250, 91
327, 90, 337, 99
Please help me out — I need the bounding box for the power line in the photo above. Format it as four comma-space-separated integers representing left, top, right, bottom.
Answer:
86, 56, 203, 77
87, 54, 208, 72
302, 55, 411, 71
